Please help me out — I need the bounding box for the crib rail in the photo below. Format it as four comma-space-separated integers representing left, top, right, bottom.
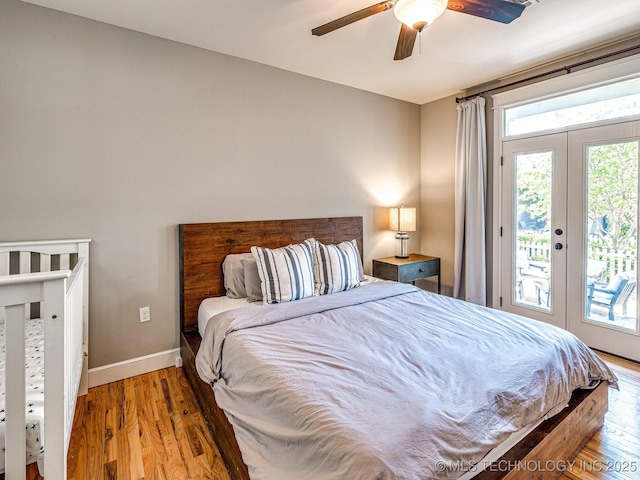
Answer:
0, 239, 90, 480
64, 258, 85, 447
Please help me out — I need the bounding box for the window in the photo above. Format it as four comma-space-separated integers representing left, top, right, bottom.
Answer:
505, 77, 640, 137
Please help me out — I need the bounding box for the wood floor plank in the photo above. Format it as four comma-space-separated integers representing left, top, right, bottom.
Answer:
136, 374, 168, 465
103, 403, 117, 464
111, 380, 133, 480
25, 462, 41, 480
87, 383, 107, 480
160, 432, 189, 480
145, 370, 164, 422
124, 378, 145, 480
67, 394, 87, 480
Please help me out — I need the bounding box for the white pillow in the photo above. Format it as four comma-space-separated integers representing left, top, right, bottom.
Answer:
198, 296, 255, 337
242, 256, 263, 303
222, 253, 254, 298
251, 239, 315, 304
312, 239, 361, 295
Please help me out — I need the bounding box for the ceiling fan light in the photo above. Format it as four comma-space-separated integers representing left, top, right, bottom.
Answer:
393, 0, 448, 31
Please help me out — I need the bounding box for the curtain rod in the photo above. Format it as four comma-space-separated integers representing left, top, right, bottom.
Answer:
455, 43, 640, 104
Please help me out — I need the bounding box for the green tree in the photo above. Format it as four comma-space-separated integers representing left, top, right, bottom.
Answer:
516, 141, 638, 254
587, 141, 638, 253
516, 152, 552, 228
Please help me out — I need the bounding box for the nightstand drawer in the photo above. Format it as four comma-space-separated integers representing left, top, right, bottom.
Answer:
398, 260, 439, 283
372, 254, 441, 293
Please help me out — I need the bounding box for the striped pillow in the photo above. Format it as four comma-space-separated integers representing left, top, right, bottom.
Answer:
312, 239, 361, 295
251, 240, 315, 304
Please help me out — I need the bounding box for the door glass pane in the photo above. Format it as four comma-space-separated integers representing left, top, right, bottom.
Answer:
585, 140, 639, 332
514, 151, 552, 310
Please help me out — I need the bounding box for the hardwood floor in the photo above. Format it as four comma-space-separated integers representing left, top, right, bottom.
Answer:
23, 352, 640, 480
559, 352, 640, 480
25, 367, 230, 480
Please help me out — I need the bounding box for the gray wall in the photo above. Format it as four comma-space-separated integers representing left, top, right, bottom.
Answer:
420, 96, 458, 296
0, 0, 421, 368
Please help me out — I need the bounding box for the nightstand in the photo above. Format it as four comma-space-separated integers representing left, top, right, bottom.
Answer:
372, 254, 441, 294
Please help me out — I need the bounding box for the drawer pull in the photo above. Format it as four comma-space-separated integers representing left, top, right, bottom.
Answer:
419, 268, 425, 272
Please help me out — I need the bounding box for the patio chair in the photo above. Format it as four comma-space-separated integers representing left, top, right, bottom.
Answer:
587, 272, 637, 321
587, 259, 606, 281
535, 280, 550, 307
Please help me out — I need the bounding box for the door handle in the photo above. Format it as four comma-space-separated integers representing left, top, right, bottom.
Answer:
554, 243, 563, 250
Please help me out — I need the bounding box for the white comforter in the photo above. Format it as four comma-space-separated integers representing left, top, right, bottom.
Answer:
196, 282, 617, 480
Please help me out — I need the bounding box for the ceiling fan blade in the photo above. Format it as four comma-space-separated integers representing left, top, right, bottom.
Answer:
312, 1, 394, 36
447, 0, 526, 24
394, 23, 418, 61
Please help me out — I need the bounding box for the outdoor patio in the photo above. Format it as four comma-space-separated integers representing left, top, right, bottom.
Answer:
516, 271, 637, 332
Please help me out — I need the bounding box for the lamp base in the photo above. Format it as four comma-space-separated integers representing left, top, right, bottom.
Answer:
395, 232, 409, 258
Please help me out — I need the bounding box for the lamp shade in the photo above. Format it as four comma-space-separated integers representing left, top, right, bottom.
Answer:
389, 206, 417, 232
393, 0, 448, 31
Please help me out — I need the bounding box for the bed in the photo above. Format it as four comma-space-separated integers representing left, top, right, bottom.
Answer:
179, 217, 615, 480
0, 239, 90, 479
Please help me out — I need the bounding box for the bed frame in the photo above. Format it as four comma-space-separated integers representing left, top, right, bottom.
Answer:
178, 217, 607, 480
0, 239, 90, 480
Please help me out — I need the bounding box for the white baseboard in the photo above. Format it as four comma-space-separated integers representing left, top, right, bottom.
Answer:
88, 347, 181, 388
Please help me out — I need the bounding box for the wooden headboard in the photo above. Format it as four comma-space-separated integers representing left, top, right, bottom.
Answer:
179, 217, 363, 333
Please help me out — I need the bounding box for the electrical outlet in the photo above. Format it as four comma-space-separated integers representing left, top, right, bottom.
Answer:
139, 306, 151, 323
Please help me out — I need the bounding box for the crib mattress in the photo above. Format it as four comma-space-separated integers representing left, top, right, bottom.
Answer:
0, 317, 45, 472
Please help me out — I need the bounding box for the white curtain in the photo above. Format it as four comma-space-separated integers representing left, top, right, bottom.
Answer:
454, 97, 487, 305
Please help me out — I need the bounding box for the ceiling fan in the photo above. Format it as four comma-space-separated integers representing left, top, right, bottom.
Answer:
311, 0, 526, 61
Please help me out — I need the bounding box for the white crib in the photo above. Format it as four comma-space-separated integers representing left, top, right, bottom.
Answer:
0, 239, 90, 480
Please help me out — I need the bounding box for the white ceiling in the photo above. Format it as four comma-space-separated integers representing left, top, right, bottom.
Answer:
21, 0, 640, 104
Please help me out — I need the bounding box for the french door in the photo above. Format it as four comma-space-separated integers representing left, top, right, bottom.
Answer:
501, 133, 567, 330
500, 121, 640, 361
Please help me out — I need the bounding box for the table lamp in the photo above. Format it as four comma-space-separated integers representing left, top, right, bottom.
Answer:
389, 205, 416, 258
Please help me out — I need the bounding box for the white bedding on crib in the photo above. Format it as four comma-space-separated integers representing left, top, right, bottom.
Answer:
0, 317, 45, 472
